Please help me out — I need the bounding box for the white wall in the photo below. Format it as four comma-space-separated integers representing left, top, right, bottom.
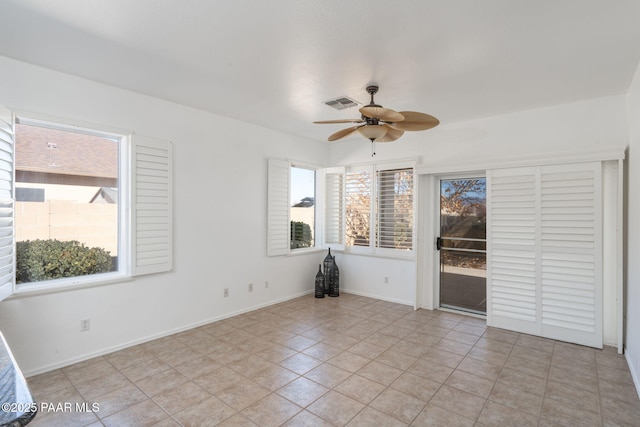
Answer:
625, 62, 640, 395
330, 95, 629, 342
0, 56, 328, 375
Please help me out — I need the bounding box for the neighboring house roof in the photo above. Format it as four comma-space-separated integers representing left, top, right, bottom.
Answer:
15, 123, 117, 179
90, 187, 118, 204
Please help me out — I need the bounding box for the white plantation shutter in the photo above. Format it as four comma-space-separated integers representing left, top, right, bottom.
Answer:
0, 107, 14, 301
267, 158, 290, 256
487, 168, 538, 334
377, 167, 413, 250
324, 167, 345, 250
132, 136, 173, 276
345, 167, 372, 248
487, 162, 602, 347
540, 163, 602, 346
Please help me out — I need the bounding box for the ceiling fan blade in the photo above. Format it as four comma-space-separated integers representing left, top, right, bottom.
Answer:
375, 125, 404, 142
387, 111, 439, 131
359, 106, 405, 122
328, 125, 361, 141
313, 119, 364, 124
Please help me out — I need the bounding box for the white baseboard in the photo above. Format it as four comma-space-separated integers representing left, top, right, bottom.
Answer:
341, 288, 414, 307
24, 289, 313, 377
625, 349, 640, 400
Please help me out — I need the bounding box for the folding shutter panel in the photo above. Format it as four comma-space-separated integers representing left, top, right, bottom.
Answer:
0, 107, 14, 301
132, 135, 173, 276
324, 166, 345, 250
487, 162, 603, 348
540, 162, 602, 347
487, 167, 538, 335
267, 158, 290, 256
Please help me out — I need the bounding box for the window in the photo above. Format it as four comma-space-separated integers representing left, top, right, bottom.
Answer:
346, 164, 415, 254
0, 107, 172, 299
290, 166, 315, 250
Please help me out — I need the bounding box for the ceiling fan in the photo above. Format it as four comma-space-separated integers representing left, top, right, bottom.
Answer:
314, 85, 439, 155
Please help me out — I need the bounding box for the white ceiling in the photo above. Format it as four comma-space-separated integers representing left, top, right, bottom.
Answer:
1, 0, 640, 143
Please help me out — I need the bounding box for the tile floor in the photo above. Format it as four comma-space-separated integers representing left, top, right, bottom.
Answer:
26, 294, 640, 426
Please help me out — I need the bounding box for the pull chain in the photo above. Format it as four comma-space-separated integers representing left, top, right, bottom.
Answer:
371, 140, 376, 157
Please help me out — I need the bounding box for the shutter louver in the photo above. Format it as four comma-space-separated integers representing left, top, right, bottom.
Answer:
0, 107, 13, 301
132, 136, 173, 276
324, 167, 345, 249
267, 158, 290, 256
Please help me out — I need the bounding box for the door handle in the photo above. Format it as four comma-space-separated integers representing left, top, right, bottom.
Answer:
436, 237, 442, 250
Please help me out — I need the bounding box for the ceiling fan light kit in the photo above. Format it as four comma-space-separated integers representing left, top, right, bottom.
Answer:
314, 85, 439, 155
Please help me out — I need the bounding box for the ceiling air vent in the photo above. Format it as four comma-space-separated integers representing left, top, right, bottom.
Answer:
323, 96, 360, 110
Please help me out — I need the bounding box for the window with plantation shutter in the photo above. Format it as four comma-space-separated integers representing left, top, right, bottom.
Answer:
132, 135, 173, 276
0, 107, 14, 301
377, 168, 413, 250
346, 168, 372, 248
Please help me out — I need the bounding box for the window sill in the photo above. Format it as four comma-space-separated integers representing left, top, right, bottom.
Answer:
8, 273, 134, 299
341, 249, 416, 261
288, 248, 326, 256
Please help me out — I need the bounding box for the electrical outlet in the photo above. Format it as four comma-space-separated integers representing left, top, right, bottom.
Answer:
224, 288, 229, 297
384, 277, 389, 284
265, 281, 269, 288
80, 319, 90, 332
249, 283, 253, 292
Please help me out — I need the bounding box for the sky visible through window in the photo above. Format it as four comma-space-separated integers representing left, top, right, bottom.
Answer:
291, 166, 314, 206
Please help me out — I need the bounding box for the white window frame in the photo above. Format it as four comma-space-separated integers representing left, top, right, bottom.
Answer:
345, 160, 417, 258
1, 109, 172, 299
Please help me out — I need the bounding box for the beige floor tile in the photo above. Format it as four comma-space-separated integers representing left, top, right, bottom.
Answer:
192, 367, 246, 395
307, 390, 365, 426
154, 345, 203, 367
369, 387, 426, 424
406, 358, 453, 383
429, 385, 486, 420
216, 413, 258, 426
327, 351, 371, 373
120, 358, 172, 383
227, 354, 276, 378
279, 353, 323, 375
173, 396, 236, 427
214, 378, 271, 411
251, 365, 299, 391
29, 387, 100, 427
545, 380, 601, 414
356, 360, 403, 386
348, 341, 387, 359
281, 335, 318, 351
152, 381, 210, 414
445, 369, 495, 398
302, 342, 343, 361
241, 393, 301, 427
333, 374, 386, 404
477, 400, 539, 427
489, 381, 543, 416
541, 396, 603, 426
303, 363, 351, 388
444, 330, 481, 346
254, 343, 298, 363
390, 372, 441, 401
73, 371, 132, 401
346, 406, 408, 427
473, 336, 514, 355
375, 349, 418, 370
467, 345, 510, 366
497, 366, 547, 396
504, 354, 550, 379
135, 368, 189, 397
456, 356, 502, 381
276, 377, 329, 407
422, 347, 465, 368
101, 399, 168, 427
27, 369, 72, 397
93, 382, 148, 418
62, 357, 118, 385
173, 354, 222, 380
482, 327, 519, 344
281, 409, 334, 427
412, 403, 475, 427
104, 345, 155, 370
